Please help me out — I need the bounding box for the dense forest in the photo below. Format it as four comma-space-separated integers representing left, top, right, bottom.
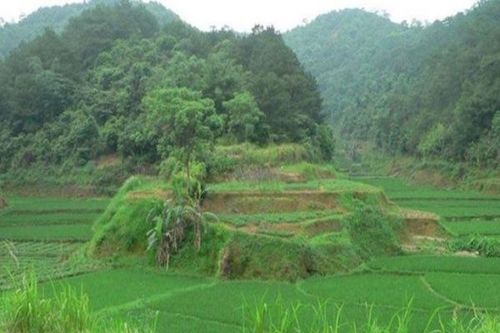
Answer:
285, 0, 500, 168
0, 0, 179, 58
0, 1, 332, 177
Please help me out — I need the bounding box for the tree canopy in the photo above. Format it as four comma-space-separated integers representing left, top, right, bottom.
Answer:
0, 0, 179, 58
0, 1, 327, 173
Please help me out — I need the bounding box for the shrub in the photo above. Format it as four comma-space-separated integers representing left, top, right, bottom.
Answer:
345, 204, 401, 258
449, 236, 500, 257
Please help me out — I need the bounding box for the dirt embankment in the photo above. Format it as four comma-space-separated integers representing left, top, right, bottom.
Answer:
0, 196, 8, 209
202, 192, 344, 214
399, 209, 444, 239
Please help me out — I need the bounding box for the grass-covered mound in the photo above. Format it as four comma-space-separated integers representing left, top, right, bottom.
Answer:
89, 164, 418, 280
88, 176, 170, 257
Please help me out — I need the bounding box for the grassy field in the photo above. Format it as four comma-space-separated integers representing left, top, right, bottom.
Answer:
0, 195, 108, 242
394, 199, 500, 219
0, 224, 93, 241
300, 273, 446, 310
0, 211, 102, 226
442, 219, 500, 236
424, 272, 500, 309
2, 196, 109, 212
2, 173, 500, 332
0, 195, 107, 291
369, 255, 500, 274
209, 178, 380, 193
351, 177, 491, 199
44, 269, 454, 332
355, 177, 500, 218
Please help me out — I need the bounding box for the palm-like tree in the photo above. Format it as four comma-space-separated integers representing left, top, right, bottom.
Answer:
147, 200, 217, 268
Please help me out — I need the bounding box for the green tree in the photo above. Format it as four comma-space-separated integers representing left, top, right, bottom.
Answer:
144, 87, 221, 181
223, 91, 264, 143
418, 123, 447, 158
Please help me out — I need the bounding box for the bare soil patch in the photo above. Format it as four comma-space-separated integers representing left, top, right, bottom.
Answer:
127, 189, 170, 201
202, 191, 343, 214
0, 196, 7, 209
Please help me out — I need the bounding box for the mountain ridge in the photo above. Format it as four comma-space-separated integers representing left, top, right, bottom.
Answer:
284, 1, 500, 166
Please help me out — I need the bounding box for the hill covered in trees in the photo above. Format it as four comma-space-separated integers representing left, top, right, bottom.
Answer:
0, 0, 331, 180
0, 0, 179, 59
285, 0, 500, 168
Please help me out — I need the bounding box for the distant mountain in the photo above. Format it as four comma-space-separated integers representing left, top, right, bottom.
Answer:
0, 0, 179, 58
284, 2, 500, 166
284, 9, 405, 123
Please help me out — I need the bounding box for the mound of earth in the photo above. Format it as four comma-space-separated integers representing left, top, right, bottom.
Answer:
89, 175, 440, 281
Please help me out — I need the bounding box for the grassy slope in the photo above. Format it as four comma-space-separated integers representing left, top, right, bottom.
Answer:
88, 176, 169, 256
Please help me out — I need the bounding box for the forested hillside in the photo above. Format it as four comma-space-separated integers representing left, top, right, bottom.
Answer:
0, 1, 330, 178
0, 0, 179, 58
285, 0, 500, 167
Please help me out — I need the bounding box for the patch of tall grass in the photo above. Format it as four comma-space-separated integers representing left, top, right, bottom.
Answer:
0, 272, 153, 332
244, 298, 500, 333
215, 143, 312, 167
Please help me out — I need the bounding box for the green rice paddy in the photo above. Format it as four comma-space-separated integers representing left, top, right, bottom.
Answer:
425, 272, 500, 309
0, 224, 93, 241
369, 256, 500, 275
1, 174, 500, 332
442, 219, 500, 236
0, 196, 107, 291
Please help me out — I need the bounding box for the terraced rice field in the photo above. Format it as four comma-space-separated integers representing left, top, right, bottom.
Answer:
355, 177, 500, 220
2, 176, 500, 332
441, 219, 500, 236
0, 195, 108, 290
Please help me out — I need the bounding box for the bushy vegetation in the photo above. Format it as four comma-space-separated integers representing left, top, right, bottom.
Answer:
449, 236, 500, 257
286, 0, 500, 167
0, 0, 332, 186
345, 205, 401, 258
0, 273, 150, 332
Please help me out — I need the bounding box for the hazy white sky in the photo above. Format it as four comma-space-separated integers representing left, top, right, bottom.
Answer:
0, 0, 478, 31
